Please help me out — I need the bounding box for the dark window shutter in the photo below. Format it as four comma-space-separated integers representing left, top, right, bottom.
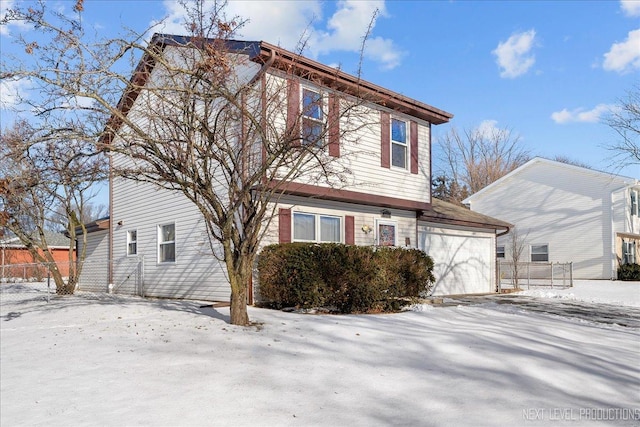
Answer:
287, 79, 300, 146
380, 111, 390, 168
328, 93, 340, 157
345, 215, 355, 245
410, 120, 418, 174
279, 208, 292, 243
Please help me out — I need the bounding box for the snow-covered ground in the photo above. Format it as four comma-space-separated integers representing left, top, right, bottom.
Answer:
1, 280, 638, 426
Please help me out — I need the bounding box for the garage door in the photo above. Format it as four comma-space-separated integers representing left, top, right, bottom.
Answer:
418, 225, 494, 295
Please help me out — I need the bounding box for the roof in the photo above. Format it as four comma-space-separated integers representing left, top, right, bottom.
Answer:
419, 198, 512, 231
75, 217, 110, 234
103, 34, 453, 143
0, 230, 71, 249
464, 157, 640, 204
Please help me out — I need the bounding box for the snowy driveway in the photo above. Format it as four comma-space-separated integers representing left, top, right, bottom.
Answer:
441, 294, 640, 328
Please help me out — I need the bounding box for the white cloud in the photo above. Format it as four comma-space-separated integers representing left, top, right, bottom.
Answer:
492, 29, 537, 78
550, 104, 614, 124
621, 0, 640, 17
603, 28, 640, 73
152, 0, 402, 70
0, 78, 31, 110
311, 0, 403, 70
0, 0, 31, 36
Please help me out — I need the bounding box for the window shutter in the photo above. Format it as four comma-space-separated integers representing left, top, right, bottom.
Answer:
410, 121, 419, 174
279, 208, 292, 243
345, 215, 355, 245
380, 111, 390, 168
328, 93, 340, 157
287, 79, 300, 146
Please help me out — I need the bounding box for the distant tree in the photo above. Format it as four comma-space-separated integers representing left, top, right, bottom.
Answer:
0, 120, 107, 293
551, 155, 592, 169
431, 175, 469, 206
47, 202, 108, 233
437, 124, 530, 202
605, 84, 640, 169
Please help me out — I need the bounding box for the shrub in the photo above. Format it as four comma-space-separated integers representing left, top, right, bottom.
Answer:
257, 243, 435, 313
618, 263, 640, 281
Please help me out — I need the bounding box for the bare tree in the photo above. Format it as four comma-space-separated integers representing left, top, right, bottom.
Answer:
0, 120, 108, 293
437, 124, 530, 202
506, 226, 528, 289
2, 1, 376, 325
605, 84, 640, 170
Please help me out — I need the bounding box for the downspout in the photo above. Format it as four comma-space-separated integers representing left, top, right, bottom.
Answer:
247, 49, 276, 87
611, 184, 629, 280
245, 48, 275, 306
495, 226, 511, 293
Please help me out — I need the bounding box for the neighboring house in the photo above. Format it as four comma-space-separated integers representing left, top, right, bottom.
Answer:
0, 231, 75, 280
97, 34, 511, 301
464, 157, 640, 280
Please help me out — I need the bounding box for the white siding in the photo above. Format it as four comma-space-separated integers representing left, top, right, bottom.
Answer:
111, 168, 229, 301
262, 195, 418, 248
77, 229, 109, 292
265, 73, 432, 205
467, 159, 635, 279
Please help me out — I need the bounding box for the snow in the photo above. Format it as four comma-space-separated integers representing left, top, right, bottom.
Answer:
516, 279, 640, 307
1, 280, 639, 426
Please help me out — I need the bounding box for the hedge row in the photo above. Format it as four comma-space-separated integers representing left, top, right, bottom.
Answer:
257, 243, 435, 313
618, 263, 640, 281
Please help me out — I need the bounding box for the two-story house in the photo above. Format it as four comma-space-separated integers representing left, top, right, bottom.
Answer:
464, 157, 640, 280
79, 34, 511, 301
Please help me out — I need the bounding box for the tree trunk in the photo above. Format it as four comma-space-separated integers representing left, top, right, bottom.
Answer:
230, 287, 249, 326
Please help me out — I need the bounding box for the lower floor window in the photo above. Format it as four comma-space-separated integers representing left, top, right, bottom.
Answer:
159, 223, 176, 263
530, 244, 549, 262
623, 241, 636, 265
293, 212, 341, 243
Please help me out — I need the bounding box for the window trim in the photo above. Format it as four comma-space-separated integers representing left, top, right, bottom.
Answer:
158, 223, 176, 264
376, 219, 397, 247
301, 86, 326, 147
126, 229, 138, 256
390, 117, 408, 170
530, 244, 549, 262
292, 212, 342, 243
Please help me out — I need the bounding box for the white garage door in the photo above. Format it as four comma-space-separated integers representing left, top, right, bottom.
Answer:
418, 225, 494, 295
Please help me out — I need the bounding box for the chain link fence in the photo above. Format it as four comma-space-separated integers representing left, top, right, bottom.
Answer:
0, 258, 143, 304
498, 261, 573, 291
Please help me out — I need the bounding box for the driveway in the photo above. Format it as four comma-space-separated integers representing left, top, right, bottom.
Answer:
440, 293, 640, 328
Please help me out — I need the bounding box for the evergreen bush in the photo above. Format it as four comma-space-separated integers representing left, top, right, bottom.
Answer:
257, 243, 435, 313
617, 263, 640, 281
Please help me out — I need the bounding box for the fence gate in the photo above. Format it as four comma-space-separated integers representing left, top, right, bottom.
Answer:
498, 261, 573, 291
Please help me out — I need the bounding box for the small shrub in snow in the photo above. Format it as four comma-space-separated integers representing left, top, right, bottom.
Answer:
618, 263, 640, 281
257, 243, 435, 313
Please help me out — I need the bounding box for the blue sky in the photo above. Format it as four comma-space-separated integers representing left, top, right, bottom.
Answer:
2, 0, 639, 191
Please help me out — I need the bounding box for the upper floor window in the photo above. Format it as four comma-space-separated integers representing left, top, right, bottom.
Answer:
127, 230, 137, 256
496, 245, 505, 259
391, 118, 407, 169
623, 240, 636, 265
530, 244, 549, 262
158, 223, 176, 263
302, 88, 324, 146
293, 212, 341, 243
631, 190, 638, 217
